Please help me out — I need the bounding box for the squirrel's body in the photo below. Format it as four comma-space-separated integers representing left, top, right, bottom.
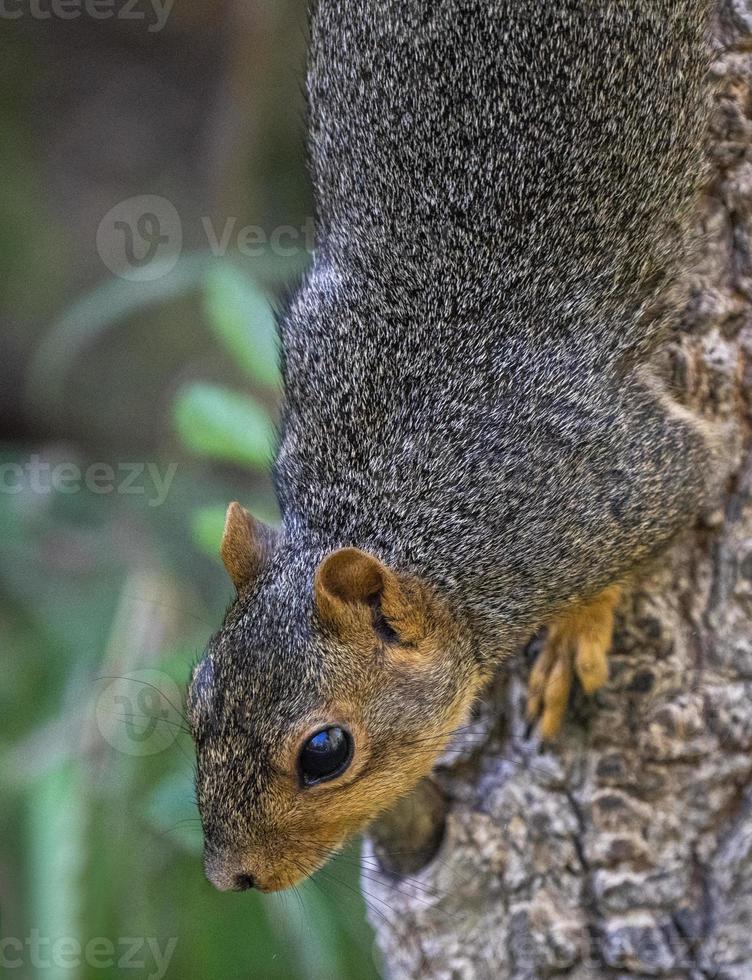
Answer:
279, 0, 710, 653
190, 0, 714, 893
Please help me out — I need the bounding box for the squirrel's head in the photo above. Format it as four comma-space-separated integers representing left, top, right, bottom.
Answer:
188, 503, 479, 893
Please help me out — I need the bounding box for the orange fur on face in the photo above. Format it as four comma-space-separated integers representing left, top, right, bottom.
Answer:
212, 687, 475, 893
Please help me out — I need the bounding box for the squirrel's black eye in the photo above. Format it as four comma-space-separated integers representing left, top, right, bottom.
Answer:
298, 726, 353, 786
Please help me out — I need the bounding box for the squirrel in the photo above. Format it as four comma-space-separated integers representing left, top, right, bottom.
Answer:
188, 0, 715, 894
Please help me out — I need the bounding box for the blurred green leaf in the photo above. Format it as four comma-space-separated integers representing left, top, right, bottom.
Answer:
173, 383, 274, 467
191, 506, 227, 559
26, 252, 214, 415
204, 264, 280, 388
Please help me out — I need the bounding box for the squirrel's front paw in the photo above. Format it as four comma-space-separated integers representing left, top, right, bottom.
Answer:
526, 585, 621, 740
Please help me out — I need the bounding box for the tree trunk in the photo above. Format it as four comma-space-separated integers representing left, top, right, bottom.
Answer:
364, 5, 752, 977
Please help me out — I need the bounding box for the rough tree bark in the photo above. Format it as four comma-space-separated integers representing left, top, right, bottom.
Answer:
364, 5, 752, 978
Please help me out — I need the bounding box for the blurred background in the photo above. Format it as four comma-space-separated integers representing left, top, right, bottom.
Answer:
1, 2, 380, 977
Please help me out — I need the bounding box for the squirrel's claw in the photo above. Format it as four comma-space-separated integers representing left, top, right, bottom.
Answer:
526, 634, 567, 734
526, 586, 621, 740
527, 631, 575, 740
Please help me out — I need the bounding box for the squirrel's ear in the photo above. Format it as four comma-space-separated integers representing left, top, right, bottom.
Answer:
220, 502, 275, 591
315, 548, 407, 642
316, 548, 387, 608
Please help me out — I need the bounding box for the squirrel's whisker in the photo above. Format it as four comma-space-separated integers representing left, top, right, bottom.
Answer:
111, 712, 192, 736
316, 865, 401, 929
96, 674, 191, 728
356, 866, 449, 908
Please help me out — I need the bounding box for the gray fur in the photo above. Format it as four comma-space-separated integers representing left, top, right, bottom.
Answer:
280, 0, 712, 644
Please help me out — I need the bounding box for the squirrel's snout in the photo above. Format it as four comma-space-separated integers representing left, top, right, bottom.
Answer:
204, 850, 257, 893
203, 842, 322, 893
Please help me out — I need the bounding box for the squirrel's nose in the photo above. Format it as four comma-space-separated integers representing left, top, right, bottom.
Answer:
233, 873, 256, 891
204, 850, 258, 892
